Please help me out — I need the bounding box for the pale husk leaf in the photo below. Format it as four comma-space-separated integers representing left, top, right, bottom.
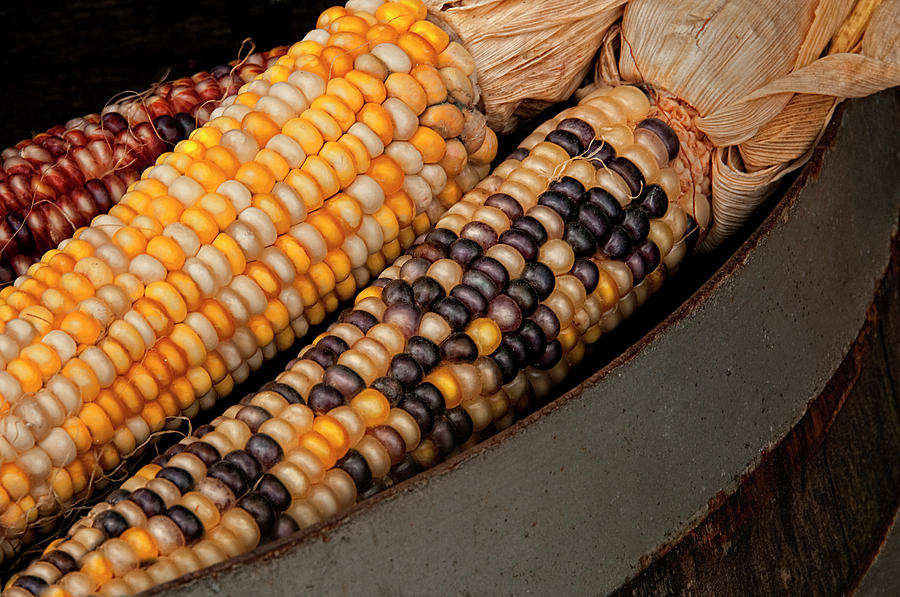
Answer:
698, 46, 899, 244
796, 0, 856, 66
698, 0, 851, 154
738, 93, 837, 170
698, 52, 900, 146
862, 0, 900, 63
618, 0, 821, 116
617, 0, 899, 249
424, 0, 626, 133
833, 0, 887, 54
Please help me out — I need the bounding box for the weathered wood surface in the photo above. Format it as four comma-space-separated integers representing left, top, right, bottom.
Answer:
613, 235, 900, 596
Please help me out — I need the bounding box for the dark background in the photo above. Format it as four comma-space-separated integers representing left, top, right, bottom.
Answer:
1, 0, 328, 144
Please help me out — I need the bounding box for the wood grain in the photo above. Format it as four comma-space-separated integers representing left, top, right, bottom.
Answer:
613, 233, 900, 596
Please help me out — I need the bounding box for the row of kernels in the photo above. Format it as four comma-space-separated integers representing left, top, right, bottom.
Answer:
370, 107, 692, 448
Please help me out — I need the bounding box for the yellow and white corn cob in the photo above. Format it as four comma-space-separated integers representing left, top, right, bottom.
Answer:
0, 0, 497, 563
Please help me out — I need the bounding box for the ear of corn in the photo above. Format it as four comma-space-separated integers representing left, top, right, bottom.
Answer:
0, 0, 494, 565
0, 48, 290, 282
1, 77, 698, 596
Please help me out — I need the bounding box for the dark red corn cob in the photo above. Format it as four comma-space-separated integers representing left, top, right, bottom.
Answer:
0, 47, 289, 281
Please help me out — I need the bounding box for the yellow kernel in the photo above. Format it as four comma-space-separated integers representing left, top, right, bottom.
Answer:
146, 236, 186, 271
466, 318, 502, 356
79, 403, 114, 445
60, 311, 102, 345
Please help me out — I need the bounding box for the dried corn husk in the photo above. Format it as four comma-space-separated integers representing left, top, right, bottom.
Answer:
603, 0, 900, 249
424, 0, 626, 133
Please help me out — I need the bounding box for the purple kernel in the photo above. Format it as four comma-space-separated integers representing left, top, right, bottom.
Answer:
508, 147, 529, 161
383, 302, 422, 338
571, 259, 600, 294
382, 279, 415, 306
338, 309, 378, 333
545, 129, 584, 157
512, 215, 548, 245
245, 433, 283, 470
601, 226, 633, 259
638, 239, 661, 273
637, 184, 668, 219
490, 344, 518, 384
271, 514, 300, 540
406, 336, 441, 372
636, 118, 680, 161
460, 221, 499, 250
535, 340, 563, 370
448, 238, 483, 267
238, 493, 276, 538
498, 228, 538, 260
564, 221, 598, 258
449, 284, 489, 316
505, 278, 539, 317
372, 376, 405, 406
548, 176, 586, 203
257, 474, 291, 511
388, 353, 424, 388
488, 295, 523, 332
586, 139, 615, 165
537, 190, 575, 220
440, 333, 479, 362
167, 505, 204, 544
518, 319, 548, 362
432, 296, 471, 331
586, 187, 624, 223
624, 250, 647, 284
337, 450, 373, 491
398, 396, 435, 434
621, 204, 650, 242
316, 335, 348, 356
608, 157, 645, 196
470, 256, 509, 289
410, 243, 446, 263
411, 276, 445, 309
461, 268, 499, 300
522, 261, 555, 301
556, 118, 596, 148
530, 305, 560, 341
307, 383, 346, 414
446, 407, 474, 445
400, 256, 433, 281
424, 227, 458, 247
577, 203, 612, 245
322, 364, 365, 399
484, 193, 524, 220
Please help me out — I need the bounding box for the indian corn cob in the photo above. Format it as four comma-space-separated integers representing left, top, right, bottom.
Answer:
0, 47, 286, 280
0, 0, 495, 563
0, 82, 704, 596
